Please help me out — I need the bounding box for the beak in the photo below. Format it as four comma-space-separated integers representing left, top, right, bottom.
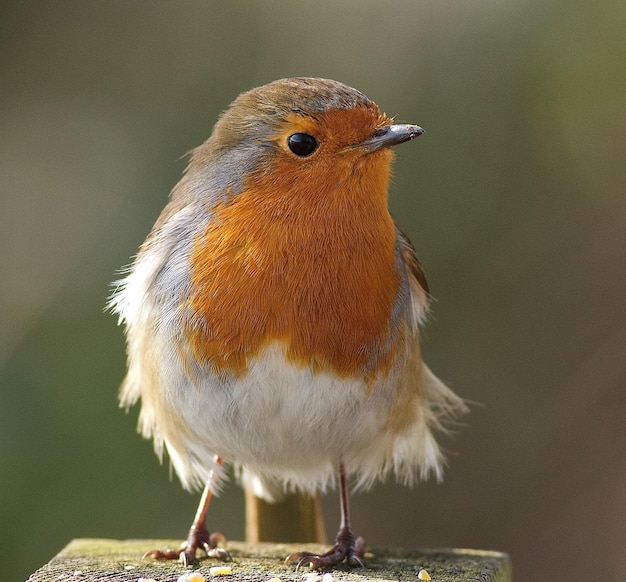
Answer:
351, 124, 424, 152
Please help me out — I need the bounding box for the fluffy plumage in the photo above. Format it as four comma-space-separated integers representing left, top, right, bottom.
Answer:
110, 77, 465, 566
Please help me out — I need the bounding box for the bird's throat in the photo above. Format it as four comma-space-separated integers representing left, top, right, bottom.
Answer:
185, 157, 402, 380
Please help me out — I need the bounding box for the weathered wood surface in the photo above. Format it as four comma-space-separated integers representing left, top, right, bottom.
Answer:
27, 539, 511, 582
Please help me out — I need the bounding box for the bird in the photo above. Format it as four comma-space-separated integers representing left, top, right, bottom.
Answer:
109, 77, 466, 570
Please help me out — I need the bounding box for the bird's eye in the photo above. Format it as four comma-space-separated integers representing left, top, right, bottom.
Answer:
287, 133, 318, 157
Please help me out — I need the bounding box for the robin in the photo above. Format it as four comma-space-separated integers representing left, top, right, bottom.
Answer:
110, 77, 465, 569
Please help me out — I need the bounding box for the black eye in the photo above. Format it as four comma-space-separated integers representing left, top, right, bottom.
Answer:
287, 133, 318, 157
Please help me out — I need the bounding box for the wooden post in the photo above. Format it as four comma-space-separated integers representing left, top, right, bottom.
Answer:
245, 490, 327, 543
27, 539, 512, 582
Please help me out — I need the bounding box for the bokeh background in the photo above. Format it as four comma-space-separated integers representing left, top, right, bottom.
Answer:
1, 1, 624, 581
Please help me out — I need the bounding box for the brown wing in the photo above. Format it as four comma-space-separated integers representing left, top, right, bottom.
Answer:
397, 228, 429, 297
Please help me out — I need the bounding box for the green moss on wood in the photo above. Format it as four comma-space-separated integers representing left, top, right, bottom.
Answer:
27, 539, 511, 582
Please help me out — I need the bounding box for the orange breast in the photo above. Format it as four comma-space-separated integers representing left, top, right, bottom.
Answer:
185, 148, 402, 380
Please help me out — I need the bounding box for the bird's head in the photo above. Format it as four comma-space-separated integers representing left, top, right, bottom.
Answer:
185, 77, 423, 207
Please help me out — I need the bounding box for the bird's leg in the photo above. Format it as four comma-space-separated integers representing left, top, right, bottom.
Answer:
144, 455, 231, 566
287, 463, 365, 570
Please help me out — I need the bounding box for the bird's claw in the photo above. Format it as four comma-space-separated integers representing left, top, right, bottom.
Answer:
286, 535, 366, 570
143, 531, 230, 565
206, 545, 232, 561
142, 548, 181, 561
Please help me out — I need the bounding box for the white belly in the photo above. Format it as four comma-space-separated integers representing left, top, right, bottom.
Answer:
160, 344, 401, 496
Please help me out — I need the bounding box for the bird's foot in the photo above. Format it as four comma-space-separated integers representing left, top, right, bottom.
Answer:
143, 525, 230, 566
286, 528, 365, 570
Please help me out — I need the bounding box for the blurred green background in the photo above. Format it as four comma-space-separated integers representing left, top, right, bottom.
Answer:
1, 1, 624, 581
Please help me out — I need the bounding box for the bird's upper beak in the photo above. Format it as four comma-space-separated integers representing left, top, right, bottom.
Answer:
350, 124, 424, 153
